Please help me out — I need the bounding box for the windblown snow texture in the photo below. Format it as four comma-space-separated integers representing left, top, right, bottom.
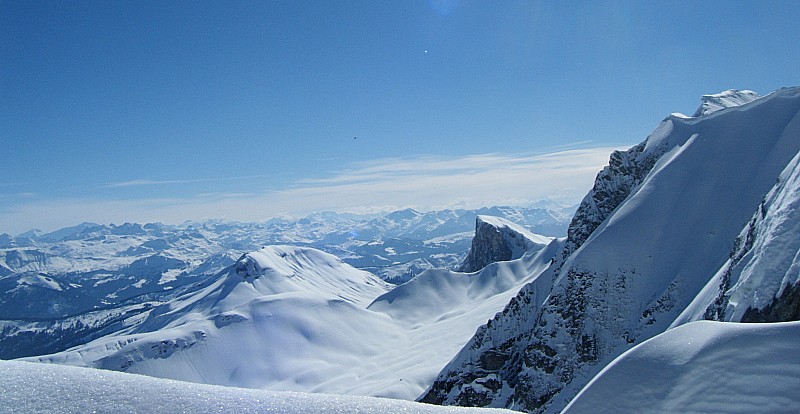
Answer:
0, 360, 515, 414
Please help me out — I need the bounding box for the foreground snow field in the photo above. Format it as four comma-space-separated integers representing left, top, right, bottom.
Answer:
0, 360, 514, 414
564, 321, 800, 414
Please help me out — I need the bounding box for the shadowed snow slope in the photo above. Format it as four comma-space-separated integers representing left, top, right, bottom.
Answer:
25, 240, 560, 401
675, 148, 800, 325
0, 360, 514, 414
564, 321, 800, 414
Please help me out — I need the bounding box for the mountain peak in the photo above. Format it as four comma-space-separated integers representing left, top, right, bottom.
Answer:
458, 215, 552, 273
691, 89, 760, 117
386, 208, 422, 221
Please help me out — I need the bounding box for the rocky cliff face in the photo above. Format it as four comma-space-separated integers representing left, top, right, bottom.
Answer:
458, 216, 551, 273
420, 87, 800, 413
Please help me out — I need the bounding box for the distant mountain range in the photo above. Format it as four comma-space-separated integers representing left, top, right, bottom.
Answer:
0, 204, 572, 359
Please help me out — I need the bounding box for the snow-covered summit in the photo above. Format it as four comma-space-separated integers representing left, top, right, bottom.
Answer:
230, 245, 390, 307
691, 89, 761, 117
458, 215, 552, 273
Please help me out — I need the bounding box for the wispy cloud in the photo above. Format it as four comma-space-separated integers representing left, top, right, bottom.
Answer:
101, 175, 270, 189
101, 178, 213, 188
0, 146, 630, 235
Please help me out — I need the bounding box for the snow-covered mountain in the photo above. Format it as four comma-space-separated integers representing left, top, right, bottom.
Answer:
22, 222, 561, 401
0, 205, 571, 359
420, 87, 800, 413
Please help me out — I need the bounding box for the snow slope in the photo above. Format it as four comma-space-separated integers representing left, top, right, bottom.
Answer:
676, 147, 800, 324
563, 321, 800, 414
26, 237, 561, 401
421, 87, 800, 413
0, 360, 514, 414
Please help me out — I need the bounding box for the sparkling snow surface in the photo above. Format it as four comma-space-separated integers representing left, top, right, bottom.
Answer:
564, 321, 800, 414
0, 360, 514, 414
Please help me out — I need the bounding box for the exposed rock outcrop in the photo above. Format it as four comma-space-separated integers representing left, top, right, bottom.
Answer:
458, 216, 551, 273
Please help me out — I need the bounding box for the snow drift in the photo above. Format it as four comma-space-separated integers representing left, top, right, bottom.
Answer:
0, 360, 514, 414
563, 321, 800, 414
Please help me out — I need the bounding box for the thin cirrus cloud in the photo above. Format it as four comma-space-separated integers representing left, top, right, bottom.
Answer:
0, 146, 628, 235
278, 147, 624, 212
101, 175, 269, 189
101, 178, 213, 188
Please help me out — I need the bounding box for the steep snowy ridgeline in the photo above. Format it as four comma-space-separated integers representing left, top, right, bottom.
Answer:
0, 361, 514, 414
676, 148, 800, 325
563, 321, 800, 414
459, 216, 553, 272
24, 240, 561, 401
421, 87, 800, 413
562, 89, 764, 261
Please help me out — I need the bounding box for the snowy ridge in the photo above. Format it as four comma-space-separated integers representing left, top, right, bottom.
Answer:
231, 246, 389, 307
564, 321, 800, 414
421, 87, 800, 413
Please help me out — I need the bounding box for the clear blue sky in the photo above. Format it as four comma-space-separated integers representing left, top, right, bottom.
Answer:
2, 1, 799, 234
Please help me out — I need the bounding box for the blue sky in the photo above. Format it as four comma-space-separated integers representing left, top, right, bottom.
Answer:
2, 1, 799, 234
